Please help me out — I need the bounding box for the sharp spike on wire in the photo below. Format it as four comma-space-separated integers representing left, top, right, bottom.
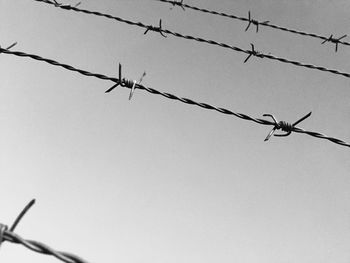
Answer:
170, 0, 185, 11
244, 43, 263, 63
245, 11, 252, 32
144, 19, 167, 37
244, 11, 266, 33
263, 112, 312, 141
129, 71, 146, 100
292, 111, 312, 127
6, 42, 17, 50
0, 41, 18, 52
10, 199, 36, 232
0, 199, 91, 262
52, 0, 62, 7
321, 34, 347, 52
105, 63, 122, 93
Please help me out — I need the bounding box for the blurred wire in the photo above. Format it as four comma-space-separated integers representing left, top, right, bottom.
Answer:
1, 46, 349, 148
0, 199, 90, 263
3, 231, 89, 263
31, 0, 350, 79
156, 0, 350, 52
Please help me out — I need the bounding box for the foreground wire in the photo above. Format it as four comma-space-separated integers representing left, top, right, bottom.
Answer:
32, 0, 350, 79
156, 0, 350, 51
0, 200, 89, 263
3, 232, 89, 263
1, 46, 349, 148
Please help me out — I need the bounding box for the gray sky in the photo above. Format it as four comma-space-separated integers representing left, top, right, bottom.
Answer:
1, 1, 350, 263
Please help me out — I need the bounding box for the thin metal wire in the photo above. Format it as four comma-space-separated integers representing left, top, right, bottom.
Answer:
1, 200, 90, 263
32, 0, 350, 80
3, 232, 89, 263
1, 46, 349, 148
156, 0, 350, 51
263, 112, 312, 141
9, 199, 36, 232
0, 199, 35, 249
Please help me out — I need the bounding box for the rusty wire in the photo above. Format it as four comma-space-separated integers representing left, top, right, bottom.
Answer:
1, 46, 349, 148
32, 0, 350, 80
0, 200, 90, 263
157, 0, 350, 52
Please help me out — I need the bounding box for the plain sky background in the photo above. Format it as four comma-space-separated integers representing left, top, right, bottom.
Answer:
1, 0, 350, 263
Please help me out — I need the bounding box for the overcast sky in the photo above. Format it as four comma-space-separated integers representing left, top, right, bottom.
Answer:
1, 1, 350, 263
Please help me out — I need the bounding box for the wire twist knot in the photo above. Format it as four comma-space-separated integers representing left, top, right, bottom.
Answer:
321, 34, 347, 52
278, 121, 294, 133
0, 199, 35, 248
0, 42, 18, 53
105, 63, 134, 93
245, 11, 269, 33
244, 44, 263, 63
170, 0, 185, 11
144, 19, 167, 37
52, 0, 80, 8
105, 63, 146, 100
263, 112, 312, 141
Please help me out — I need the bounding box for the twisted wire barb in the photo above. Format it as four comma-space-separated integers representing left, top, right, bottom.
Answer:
32, 0, 350, 79
1, 46, 349, 148
156, 0, 350, 51
3, 231, 89, 263
0, 199, 89, 263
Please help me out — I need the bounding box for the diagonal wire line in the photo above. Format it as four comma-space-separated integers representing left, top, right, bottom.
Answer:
32, 0, 350, 79
156, 0, 350, 49
3, 230, 89, 263
0, 199, 89, 263
1, 46, 349, 148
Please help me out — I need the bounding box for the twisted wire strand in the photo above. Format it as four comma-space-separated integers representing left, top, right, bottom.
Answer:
32, 0, 350, 79
3, 229, 89, 263
156, 0, 350, 48
1, 47, 349, 148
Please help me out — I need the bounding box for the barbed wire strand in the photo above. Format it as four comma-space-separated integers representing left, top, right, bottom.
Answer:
3, 232, 89, 263
0, 199, 90, 263
32, 0, 350, 79
1, 46, 349, 148
156, 0, 350, 51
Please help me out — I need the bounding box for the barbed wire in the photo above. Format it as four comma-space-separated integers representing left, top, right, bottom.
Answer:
1, 45, 349, 148
32, 0, 350, 80
156, 0, 350, 52
0, 199, 90, 263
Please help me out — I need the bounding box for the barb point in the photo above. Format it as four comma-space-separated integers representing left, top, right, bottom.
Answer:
10, 199, 36, 232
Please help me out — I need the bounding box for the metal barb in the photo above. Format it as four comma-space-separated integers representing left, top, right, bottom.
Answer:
52, 0, 62, 7
6, 42, 17, 50
52, 0, 77, 8
105, 63, 122, 93
0, 42, 17, 53
244, 43, 262, 63
0, 199, 35, 248
245, 11, 252, 32
10, 199, 36, 232
129, 71, 146, 100
144, 19, 167, 37
263, 112, 312, 141
321, 34, 347, 52
245, 11, 267, 33
170, 0, 185, 11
